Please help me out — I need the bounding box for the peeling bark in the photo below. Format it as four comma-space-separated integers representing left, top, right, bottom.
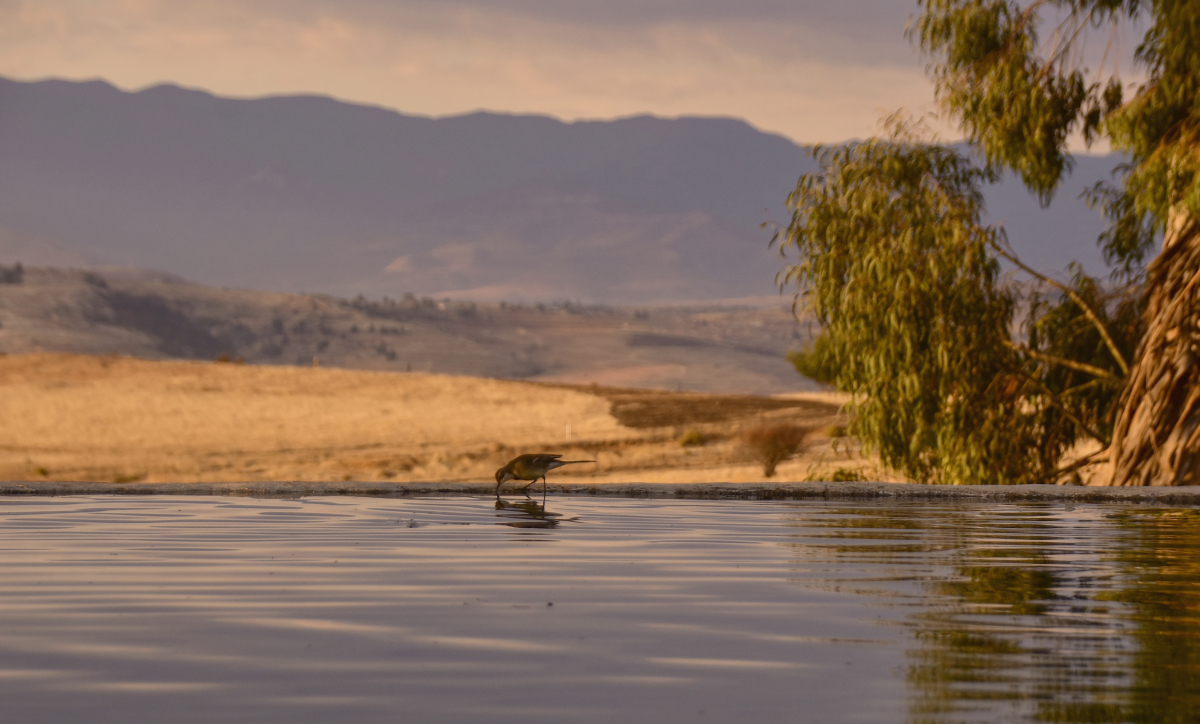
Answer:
1106, 210, 1200, 485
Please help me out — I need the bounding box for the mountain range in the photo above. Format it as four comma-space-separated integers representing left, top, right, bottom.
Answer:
0, 77, 1126, 304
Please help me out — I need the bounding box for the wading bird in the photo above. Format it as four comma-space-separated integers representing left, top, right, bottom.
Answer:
495, 453, 594, 496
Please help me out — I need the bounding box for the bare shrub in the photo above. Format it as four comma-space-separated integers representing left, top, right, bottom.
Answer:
740, 424, 810, 478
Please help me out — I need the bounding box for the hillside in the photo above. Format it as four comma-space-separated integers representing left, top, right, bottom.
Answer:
0, 78, 1124, 305
0, 265, 815, 394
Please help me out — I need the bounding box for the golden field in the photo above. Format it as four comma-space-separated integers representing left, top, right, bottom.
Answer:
0, 353, 883, 484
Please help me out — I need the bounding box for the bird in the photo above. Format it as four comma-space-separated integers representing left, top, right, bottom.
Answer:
495, 453, 594, 496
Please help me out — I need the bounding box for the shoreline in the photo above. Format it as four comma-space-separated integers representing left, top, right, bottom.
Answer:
4, 480, 1200, 504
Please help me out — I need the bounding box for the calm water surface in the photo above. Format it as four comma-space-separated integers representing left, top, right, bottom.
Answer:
1, 496, 1198, 723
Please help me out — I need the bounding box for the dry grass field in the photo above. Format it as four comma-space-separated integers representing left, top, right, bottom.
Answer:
0, 353, 887, 485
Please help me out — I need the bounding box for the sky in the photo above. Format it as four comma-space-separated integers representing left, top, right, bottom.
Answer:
0, 0, 1144, 147
0, 0, 949, 145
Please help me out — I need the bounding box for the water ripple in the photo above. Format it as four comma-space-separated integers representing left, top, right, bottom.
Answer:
0, 496, 1196, 723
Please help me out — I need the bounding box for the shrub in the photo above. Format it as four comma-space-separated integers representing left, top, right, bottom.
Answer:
827, 467, 864, 482
0, 262, 24, 284
787, 333, 838, 386
678, 429, 707, 447
803, 466, 868, 483
740, 424, 809, 478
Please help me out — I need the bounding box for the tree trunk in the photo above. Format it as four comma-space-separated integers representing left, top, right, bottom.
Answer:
1106, 209, 1200, 486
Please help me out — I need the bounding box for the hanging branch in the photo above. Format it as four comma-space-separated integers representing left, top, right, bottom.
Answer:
990, 236, 1131, 375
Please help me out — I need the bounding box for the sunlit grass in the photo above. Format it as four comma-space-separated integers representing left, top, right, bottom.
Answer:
0, 353, 872, 483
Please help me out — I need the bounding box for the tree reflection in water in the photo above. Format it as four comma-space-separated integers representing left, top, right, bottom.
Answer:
790, 503, 1200, 724
1097, 509, 1200, 724
904, 507, 1199, 724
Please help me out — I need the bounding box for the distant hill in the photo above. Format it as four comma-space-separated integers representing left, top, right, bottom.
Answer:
0, 265, 816, 395
0, 78, 1124, 303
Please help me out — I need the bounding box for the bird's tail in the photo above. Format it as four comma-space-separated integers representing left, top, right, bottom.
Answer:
554, 460, 595, 466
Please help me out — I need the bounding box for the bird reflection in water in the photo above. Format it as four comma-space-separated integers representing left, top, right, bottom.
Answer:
494, 497, 564, 529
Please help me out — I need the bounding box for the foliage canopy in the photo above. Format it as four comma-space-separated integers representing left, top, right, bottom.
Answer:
776, 128, 1134, 484
916, 0, 1200, 277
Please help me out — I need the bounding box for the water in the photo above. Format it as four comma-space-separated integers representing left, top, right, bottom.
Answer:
1, 496, 1197, 724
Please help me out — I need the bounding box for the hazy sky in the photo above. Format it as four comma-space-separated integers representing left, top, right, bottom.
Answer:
0, 0, 1138, 146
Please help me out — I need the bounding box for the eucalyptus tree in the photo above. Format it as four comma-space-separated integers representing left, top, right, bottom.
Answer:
779, 0, 1196, 485
916, 0, 1198, 485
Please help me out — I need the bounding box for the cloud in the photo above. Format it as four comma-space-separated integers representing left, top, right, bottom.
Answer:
0, 0, 936, 144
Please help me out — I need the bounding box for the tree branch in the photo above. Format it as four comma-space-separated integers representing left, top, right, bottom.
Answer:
1004, 340, 1119, 380
1048, 449, 1109, 484
990, 236, 1131, 375
1018, 371, 1111, 445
